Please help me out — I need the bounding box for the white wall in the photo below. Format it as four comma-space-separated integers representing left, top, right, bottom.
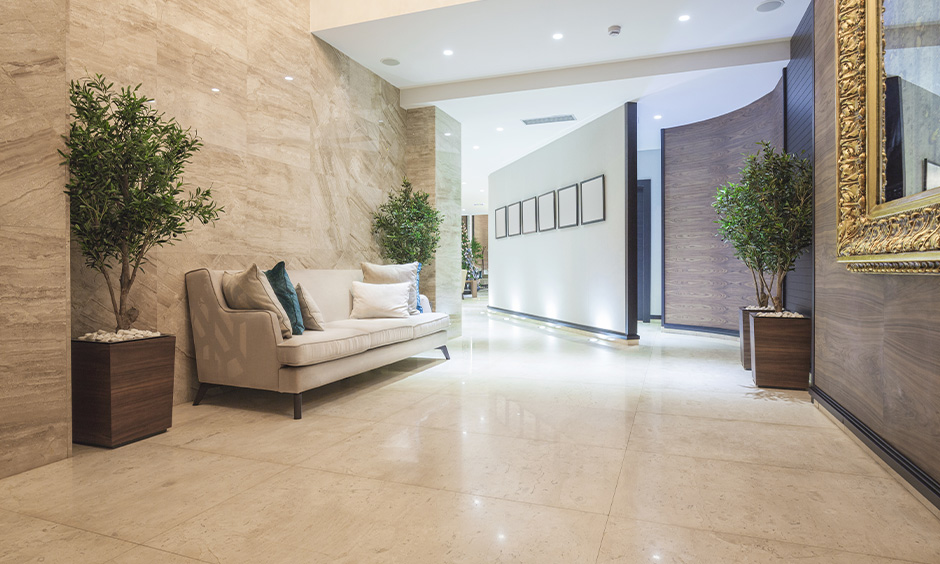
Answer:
637, 148, 662, 317
488, 106, 626, 333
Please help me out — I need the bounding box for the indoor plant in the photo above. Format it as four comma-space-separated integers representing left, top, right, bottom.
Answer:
61, 75, 223, 446
372, 177, 443, 265
715, 142, 813, 387
460, 223, 481, 297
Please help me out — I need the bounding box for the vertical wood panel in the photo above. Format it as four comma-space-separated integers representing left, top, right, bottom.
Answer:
663, 81, 784, 332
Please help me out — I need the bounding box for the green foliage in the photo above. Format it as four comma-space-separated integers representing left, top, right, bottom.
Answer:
714, 142, 813, 312
61, 75, 223, 330
460, 222, 482, 279
372, 178, 444, 265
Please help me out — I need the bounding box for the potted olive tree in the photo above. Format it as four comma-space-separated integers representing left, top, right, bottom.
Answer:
715, 142, 812, 388
61, 75, 223, 447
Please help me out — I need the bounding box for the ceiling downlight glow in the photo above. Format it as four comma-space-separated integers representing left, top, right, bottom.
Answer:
678, 14, 691, 21
653, 115, 663, 120
443, 49, 454, 56
552, 33, 564, 40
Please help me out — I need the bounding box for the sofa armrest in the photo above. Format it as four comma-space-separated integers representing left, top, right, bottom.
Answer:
420, 294, 432, 313
185, 269, 282, 391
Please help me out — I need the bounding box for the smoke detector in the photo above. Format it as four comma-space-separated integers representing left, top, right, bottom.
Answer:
608, 25, 622, 37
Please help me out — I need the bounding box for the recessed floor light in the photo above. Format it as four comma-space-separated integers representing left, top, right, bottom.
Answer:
380, 58, 400, 66
211, 88, 220, 92
284, 76, 294, 81
443, 49, 454, 56
496, 127, 504, 132
678, 14, 691, 21
552, 33, 564, 40
756, 0, 785, 11
654, 115, 663, 120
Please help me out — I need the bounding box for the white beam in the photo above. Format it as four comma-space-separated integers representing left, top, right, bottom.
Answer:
400, 40, 791, 108
311, 0, 481, 32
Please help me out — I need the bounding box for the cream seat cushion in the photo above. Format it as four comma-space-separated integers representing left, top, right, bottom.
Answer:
276, 328, 370, 366
326, 319, 414, 349
408, 312, 451, 338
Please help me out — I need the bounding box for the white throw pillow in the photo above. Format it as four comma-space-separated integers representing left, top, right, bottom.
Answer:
295, 283, 325, 331
222, 264, 292, 339
349, 281, 411, 319
361, 262, 419, 315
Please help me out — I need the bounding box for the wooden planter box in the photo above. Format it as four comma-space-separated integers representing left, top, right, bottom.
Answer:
749, 315, 811, 390
739, 307, 774, 370
71, 335, 175, 447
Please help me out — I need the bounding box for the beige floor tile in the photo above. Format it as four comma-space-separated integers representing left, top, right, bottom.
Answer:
610, 452, 940, 563
384, 393, 634, 448
438, 377, 643, 412
302, 388, 435, 422
597, 518, 915, 564
150, 409, 372, 465
147, 467, 607, 564
0, 508, 134, 563
106, 546, 206, 563
627, 412, 887, 476
637, 387, 832, 427
300, 422, 624, 514
0, 442, 287, 543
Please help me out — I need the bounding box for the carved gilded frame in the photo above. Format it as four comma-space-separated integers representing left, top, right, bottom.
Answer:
836, 0, 940, 273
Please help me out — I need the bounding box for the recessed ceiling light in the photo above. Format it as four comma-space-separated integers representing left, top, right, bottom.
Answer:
653, 115, 663, 120
211, 88, 220, 92
473, 145, 480, 150
284, 76, 294, 81
443, 49, 454, 56
552, 33, 564, 40
480, 189, 484, 193
444, 132, 452, 136
756, 0, 785, 11
496, 127, 504, 132
380, 58, 400, 66
678, 14, 691, 21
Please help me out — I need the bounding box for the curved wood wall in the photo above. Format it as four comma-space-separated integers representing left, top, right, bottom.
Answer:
662, 81, 784, 333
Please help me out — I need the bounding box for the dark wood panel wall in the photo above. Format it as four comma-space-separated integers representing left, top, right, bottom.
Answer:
663, 81, 784, 332
784, 2, 815, 317
814, 0, 940, 486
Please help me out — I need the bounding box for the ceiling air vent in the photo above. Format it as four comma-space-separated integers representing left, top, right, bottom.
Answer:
521, 114, 576, 126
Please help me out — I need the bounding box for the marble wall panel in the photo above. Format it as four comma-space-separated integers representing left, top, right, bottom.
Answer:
0, 0, 69, 479
67, 1, 415, 405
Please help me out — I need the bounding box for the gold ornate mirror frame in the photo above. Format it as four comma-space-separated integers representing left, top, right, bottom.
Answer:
836, 0, 940, 273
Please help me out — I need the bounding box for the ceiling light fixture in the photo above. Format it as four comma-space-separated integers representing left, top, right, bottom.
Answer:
678, 14, 691, 21
608, 25, 621, 36
653, 115, 663, 120
756, 0, 785, 11
473, 145, 480, 150
443, 49, 454, 56
284, 76, 294, 81
552, 33, 564, 40
496, 127, 504, 132
211, 88, 220, 92
380, 58, 400, 66
444, 132, 452, 136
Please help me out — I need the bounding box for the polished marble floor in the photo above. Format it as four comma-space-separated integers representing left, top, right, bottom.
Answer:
2, 297, 940, 563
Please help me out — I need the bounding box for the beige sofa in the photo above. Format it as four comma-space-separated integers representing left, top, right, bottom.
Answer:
185, 268, 450, 419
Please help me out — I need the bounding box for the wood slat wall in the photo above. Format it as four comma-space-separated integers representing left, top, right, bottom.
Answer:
784, 2, 815, 317
814, 0, 940, 484
663, 81, 784, 332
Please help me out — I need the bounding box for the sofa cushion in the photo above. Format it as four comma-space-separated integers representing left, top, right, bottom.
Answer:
276, 328, 370, 366
361, 262, 420, 315
295, 283, 325, 331
222, 265, 292, 339
349, 281, 411, 319
264, 261, 304, 335
326, 319, 414, 349
409, 312, 450, 338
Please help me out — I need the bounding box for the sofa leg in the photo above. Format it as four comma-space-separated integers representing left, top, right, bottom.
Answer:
437, 345, 450, 360
293, 393, 303, 420
193, 383, 212, 406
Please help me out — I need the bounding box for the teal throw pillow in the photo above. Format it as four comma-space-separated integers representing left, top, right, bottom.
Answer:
264, 261, 304, 335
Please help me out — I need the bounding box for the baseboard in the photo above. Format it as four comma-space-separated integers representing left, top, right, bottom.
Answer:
810, 386, 940, 512
662, 322, 738, 337
486, 306, 638, 341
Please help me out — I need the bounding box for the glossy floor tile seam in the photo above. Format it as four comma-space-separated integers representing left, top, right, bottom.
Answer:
632, 404, 838, 429
621, 444, 893, 480
619, 516, 932, 564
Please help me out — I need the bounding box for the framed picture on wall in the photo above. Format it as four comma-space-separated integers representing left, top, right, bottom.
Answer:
521, 197, 537, 234
507, 202, 522, 236
495, 206, 507, 239
538, 190, 556, 231
557, 184, 579, 228
580, 175, 605, 225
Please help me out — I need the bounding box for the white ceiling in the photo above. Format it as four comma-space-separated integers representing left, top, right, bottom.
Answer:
313, 0, 812, 211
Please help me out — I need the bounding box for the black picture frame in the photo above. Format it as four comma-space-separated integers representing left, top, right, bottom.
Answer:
537, 190, 556, 231
495, 206, 507, 239
557, 184, 579, 229
580, 174, 606, 225
507, 202, 522, 236
521, 197, 537, 234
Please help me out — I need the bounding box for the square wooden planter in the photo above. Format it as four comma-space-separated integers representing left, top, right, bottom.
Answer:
71, 335, 175, 447
749, 315, 811, 390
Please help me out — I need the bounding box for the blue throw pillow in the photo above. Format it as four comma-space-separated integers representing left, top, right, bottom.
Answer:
264, 262, 304, 335
415, 262, 423, 313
